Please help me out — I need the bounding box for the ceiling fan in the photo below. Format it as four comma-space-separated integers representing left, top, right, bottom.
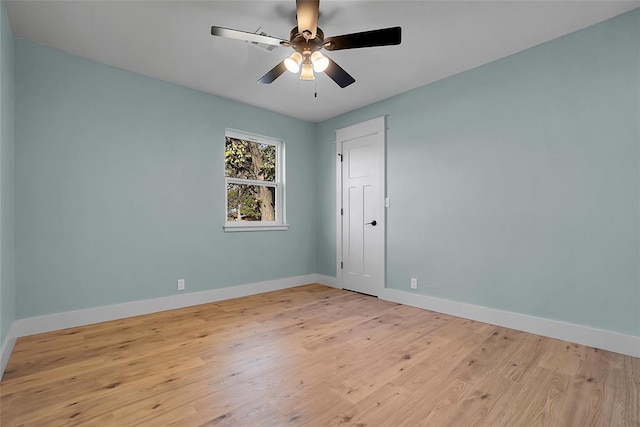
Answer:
210, 0, 402, 88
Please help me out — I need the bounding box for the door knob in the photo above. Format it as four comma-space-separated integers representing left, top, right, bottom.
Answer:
365, 220, 377, 226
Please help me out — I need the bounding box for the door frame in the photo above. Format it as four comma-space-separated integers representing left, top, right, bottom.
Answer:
335, 116, 387, 295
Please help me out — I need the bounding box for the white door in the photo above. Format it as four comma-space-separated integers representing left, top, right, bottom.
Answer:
337, 117, 386, 296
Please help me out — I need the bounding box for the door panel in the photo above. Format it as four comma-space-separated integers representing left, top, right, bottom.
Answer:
348, 145, 374, 178
347, 185, 363, 278
362, 184, 375, 278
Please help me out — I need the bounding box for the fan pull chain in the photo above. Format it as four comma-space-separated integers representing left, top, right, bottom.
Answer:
314, 79, 317, 98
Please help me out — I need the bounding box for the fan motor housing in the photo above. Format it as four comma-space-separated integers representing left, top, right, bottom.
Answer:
290, 26, 325, 54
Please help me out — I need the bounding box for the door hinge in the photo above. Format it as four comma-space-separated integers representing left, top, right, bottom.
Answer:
338, 153, 343, 162
340, 261, 343, 269
340, 208, 343, 215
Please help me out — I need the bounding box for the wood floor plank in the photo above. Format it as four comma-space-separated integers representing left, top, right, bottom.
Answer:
327, 382, 413, 426
420, 375, 520, 426
1, 284, 638, 426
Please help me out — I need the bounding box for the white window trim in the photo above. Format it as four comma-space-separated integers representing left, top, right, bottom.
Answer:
223, 129, 288, 233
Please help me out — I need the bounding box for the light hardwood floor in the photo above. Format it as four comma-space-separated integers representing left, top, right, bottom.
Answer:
1, 284, 638, 426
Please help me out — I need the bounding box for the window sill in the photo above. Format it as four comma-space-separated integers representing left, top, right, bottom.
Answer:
223, 224, 289, 233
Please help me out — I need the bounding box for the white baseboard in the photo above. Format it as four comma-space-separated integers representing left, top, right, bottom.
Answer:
1, 330, 17, 379
379, 288, 640, 359
309, 274, 339, 288
11, 274, 322, 340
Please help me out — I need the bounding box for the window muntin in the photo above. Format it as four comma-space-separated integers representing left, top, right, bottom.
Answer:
224, 130, 287, 231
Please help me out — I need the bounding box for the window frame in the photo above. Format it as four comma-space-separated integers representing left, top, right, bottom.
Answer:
223, 129, 288, 232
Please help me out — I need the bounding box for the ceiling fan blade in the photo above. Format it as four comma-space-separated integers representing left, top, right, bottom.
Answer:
324, 26, 401, 51
211, 26, 287, 46
296, 0, 319, 40
258, 61, 288, 84
324, 57, 355, 88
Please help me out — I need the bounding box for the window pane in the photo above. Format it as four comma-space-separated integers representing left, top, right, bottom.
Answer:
226, 183, 276, 221
225, 137, 276, 182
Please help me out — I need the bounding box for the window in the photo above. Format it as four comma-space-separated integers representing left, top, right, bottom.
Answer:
224, 130, 287, 232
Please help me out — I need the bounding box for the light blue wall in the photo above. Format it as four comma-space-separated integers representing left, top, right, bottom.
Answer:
14, 40, 316, 318
0, 1, 15, 345
317, 10, 640, 336
9, 8, 640, 339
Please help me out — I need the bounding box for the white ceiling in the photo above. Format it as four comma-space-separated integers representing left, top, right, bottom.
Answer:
6, 1, 640, 122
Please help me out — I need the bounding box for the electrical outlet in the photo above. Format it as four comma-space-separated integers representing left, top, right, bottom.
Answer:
410, 278, 418, 289
177, 279, 185, 291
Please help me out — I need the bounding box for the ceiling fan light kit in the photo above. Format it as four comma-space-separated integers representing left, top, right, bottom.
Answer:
284, 52, 303, 73
210, 0, 402, 88
300, 62, 315, 81
311, 51, 329, 73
